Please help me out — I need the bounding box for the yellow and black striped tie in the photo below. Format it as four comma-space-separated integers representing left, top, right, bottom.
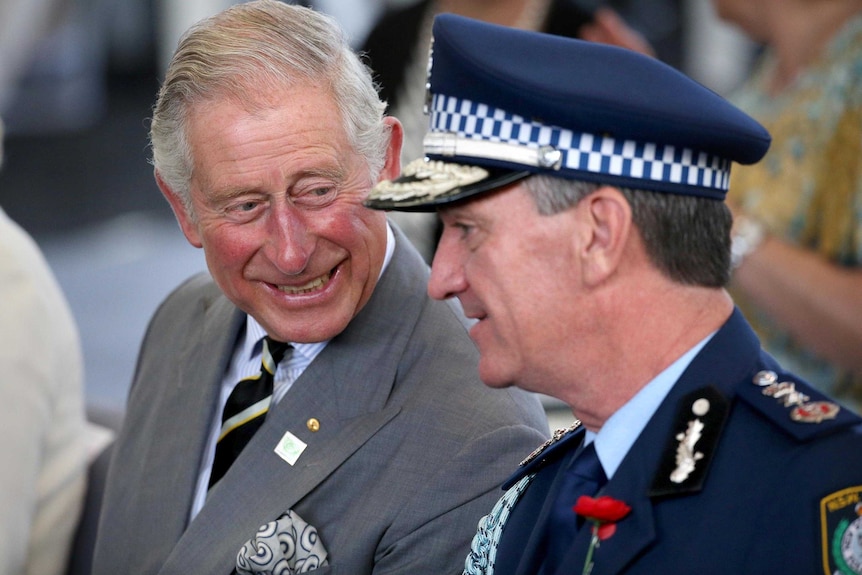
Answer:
209, 336, 290, 489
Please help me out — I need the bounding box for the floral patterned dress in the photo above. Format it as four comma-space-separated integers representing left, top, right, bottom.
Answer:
728, 15, 862, 412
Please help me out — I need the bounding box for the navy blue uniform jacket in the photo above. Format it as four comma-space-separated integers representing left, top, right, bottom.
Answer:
493, 308, 862, 575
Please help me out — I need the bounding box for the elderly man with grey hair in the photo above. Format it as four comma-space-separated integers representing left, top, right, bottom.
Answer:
91, 2, 548, 574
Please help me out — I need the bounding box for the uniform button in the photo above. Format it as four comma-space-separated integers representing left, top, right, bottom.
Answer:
692, 398, 710, 416
307, 418, 320, 432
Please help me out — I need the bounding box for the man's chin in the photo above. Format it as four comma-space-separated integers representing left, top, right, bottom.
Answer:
477, 363, 516, 389
259, 309, 352, 344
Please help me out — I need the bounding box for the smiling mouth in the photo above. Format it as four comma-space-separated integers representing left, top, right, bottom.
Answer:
277, 270, 332, 295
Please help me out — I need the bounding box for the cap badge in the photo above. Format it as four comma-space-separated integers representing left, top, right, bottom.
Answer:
371, 158, 489, 203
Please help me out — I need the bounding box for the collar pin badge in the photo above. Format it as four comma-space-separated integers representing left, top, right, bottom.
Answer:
670, 397, 710, 484
275, 430, 307, 466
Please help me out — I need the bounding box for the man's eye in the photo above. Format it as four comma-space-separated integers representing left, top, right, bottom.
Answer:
294, 186, 338, 207
454, 222, 474, 238
223, 199, 263, 222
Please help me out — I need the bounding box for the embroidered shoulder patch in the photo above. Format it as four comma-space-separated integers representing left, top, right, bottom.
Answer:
821, 486, 862, 575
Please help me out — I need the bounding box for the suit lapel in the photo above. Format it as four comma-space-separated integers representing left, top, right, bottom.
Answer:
579, 453, 658, 575
505, 435, 658, 575
158, 228, 430, 574
128, 288, 244, 572
509, 436, 585, 575
160, 402, 402, 573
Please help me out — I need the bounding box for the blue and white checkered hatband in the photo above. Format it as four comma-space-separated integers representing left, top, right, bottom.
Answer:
427, 93, 731, 196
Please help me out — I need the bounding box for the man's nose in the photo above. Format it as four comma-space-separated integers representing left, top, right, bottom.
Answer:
427, 233, 467, 301
268, 204, 314, 275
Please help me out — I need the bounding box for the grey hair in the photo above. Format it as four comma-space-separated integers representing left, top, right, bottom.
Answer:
523, 175, 732, 287
150, 0, 390, 213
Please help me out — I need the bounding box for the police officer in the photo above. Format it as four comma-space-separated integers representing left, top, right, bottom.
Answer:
366, 14, 862, 575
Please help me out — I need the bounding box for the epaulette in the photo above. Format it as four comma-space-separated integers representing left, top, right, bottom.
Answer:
502, 421, 584, 490
736, 369, 862, 441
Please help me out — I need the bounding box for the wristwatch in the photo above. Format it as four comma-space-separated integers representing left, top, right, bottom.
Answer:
730, 214, 767, 269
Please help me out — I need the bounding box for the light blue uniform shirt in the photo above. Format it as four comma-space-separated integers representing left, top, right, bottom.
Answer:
590, 331, 715, 480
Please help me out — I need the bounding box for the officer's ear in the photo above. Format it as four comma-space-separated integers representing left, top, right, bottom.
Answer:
577, 185, 632, 287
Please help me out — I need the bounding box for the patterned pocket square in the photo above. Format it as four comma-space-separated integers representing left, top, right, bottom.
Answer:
236, 509, 329, 574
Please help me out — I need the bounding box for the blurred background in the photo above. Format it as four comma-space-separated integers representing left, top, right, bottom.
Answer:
0, 0, 756, 420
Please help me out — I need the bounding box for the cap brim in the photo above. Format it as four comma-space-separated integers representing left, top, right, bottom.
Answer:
365, 158, 531, 212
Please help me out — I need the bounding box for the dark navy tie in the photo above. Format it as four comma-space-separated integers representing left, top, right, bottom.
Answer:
540, 441, 607, 574
209, 336, 290, 489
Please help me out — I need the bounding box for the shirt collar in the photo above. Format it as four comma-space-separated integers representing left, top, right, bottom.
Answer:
591, 330, 716, 479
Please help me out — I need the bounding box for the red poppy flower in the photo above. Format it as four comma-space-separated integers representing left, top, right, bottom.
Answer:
573, 495, 632, 525
572, 495, 632, 575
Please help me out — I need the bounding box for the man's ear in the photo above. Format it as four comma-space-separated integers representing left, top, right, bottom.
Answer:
378, 116, 404, 182
578, 185, 632, 286
155, 169, 203, 248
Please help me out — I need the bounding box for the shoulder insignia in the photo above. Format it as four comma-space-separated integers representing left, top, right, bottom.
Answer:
502, 421, 583, 490
821, 486, 862, 575
520, 421, 583, 467
650, 385, 729, 498
737, 369, 861, 441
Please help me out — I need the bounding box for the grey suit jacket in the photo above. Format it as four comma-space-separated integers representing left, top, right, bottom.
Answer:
92, 228, 549, 574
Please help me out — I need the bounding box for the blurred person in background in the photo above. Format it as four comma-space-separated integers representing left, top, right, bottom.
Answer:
0, 116, 88, 575
714, 0, 862, 413
559, 0, 862, 413
0, 0, 64, 115
91, 2, 548, 573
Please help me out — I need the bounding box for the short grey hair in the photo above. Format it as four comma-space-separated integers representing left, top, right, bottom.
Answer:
523, 175, 732, 287
150, 0, 390, 213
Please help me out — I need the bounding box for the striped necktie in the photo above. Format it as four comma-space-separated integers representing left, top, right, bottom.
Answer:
209, 336, 291, 489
